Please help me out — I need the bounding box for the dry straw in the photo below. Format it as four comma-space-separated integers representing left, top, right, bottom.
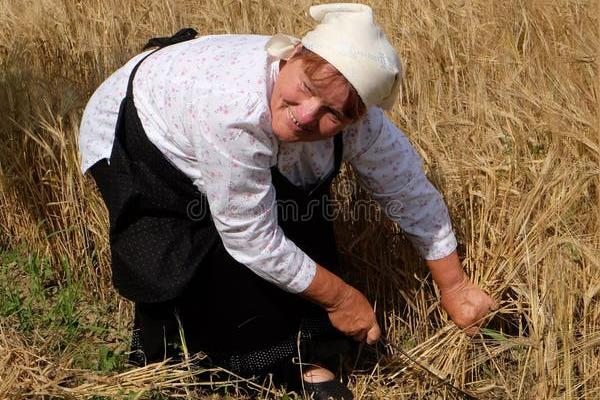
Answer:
1, 0, 599, 398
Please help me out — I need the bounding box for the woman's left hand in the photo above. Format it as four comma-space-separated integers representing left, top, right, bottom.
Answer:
440, 277, 498, 335
427, 251, 498, 335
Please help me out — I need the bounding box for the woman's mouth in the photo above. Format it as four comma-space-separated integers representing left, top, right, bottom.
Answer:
286, 106, 306, 132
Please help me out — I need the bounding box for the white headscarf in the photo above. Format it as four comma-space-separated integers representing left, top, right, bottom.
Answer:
265, 3, 402, 110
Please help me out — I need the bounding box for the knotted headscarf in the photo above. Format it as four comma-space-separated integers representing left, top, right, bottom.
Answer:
265, 3, 402, 110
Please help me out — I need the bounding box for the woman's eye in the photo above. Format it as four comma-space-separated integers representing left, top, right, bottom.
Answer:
329, 112, 341, 122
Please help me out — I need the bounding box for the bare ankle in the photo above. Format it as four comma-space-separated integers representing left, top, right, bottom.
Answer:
303, 366, 335, 383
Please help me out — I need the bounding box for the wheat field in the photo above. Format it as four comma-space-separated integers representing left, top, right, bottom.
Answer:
0, 0, 599, 398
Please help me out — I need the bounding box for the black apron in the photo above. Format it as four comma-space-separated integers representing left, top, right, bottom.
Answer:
91, 29, 351, 379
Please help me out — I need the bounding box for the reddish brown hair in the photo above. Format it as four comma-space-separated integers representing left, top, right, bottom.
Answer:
291, 46, 367, 120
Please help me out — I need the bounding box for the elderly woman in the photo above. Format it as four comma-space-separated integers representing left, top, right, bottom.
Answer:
79, 3, 496, 399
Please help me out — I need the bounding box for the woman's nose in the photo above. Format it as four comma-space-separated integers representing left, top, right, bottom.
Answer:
295, 98, 321, 126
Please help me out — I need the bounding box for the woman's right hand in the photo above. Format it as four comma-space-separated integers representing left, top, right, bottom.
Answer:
300, 264, 381, 344
326, 285, 381, 344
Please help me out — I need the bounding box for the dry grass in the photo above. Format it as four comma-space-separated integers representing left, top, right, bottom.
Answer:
1, 0, 599, 398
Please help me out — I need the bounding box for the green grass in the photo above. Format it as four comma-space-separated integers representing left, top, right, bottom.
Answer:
0, 248, 129, 374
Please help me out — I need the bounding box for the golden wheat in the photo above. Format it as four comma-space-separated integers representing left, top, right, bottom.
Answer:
1, 0, 598, 398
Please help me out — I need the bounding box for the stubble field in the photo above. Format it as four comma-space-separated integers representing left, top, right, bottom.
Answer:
1, 0, 599, 398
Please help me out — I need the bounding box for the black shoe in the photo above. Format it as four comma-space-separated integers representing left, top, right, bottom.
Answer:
302, 380, 354, 400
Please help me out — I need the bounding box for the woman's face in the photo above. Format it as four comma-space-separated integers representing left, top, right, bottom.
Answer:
270, 52, 358, 142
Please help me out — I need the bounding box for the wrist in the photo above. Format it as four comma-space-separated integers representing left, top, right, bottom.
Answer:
300, 264, 349, 310
439, 273, 468, 296
426, 250, 468, 294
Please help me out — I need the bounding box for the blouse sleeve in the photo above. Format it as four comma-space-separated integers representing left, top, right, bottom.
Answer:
346, 108, 457, 260
189, 114, 317, 294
